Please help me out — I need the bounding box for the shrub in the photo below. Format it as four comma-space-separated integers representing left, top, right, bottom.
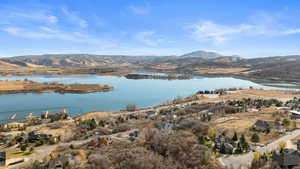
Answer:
20, 143, 28, 151
80, 119, 98, 130
198, 136, 206, 145
279, 141, 286, 150
251, 133, 260, 143
208, 128, 216, 139
282, 118, 290, 126
35, 140, 44, 147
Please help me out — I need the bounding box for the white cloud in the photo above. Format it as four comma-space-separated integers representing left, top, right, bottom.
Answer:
0, 6, 117, 49
127, 5, 149, 15
3, 27, 53, 39
190, 21, 252, 44
135, 31, 166, 46
47, 15, 58, 24
283, 29, 300, 35
62, 7, 88, 28
189, 20, 300, 44
2, 26, 116, 48
39, 26, 59, 33
2, 10, 58, 24
135, 31, 155, 46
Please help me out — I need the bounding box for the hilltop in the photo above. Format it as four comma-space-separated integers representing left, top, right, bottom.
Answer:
180, 50, 224, 59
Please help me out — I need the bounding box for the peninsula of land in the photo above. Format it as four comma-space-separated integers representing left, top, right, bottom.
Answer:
124, 73, 192, 80
0, 80, 113, 94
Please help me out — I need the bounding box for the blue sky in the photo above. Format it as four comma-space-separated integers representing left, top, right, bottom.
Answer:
1, 0, 300, 57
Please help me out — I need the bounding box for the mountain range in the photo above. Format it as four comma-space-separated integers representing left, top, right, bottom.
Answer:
0, 50, 244, 67
1, 50, 300, 82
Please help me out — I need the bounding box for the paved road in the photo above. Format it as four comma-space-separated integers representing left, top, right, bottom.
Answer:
220, 129, 300, 169
7, 129, 136, 169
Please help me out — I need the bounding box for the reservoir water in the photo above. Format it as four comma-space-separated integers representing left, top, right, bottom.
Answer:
0, 74, 291, 123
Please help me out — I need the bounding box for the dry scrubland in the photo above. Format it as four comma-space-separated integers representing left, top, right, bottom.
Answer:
0, 67, 131, 77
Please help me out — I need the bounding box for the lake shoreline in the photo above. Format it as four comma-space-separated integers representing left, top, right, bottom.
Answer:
0, 72, 295, 124
129, 68, 300, 89
1, 67, 300, 88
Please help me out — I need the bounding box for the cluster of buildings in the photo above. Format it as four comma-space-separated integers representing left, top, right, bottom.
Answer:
252, 120, 287, 133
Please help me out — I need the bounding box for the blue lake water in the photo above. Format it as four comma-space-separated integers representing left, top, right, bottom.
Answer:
0, 74, 291, 123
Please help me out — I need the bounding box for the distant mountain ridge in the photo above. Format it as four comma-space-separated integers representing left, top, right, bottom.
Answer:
0, 50, 242, 67
1, 50, 300, 82
1, 54, 157, 67
180, 50, 224, 59
0, 51, 300, 73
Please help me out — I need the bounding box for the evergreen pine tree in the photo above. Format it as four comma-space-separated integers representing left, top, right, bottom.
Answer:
251, 133, 260, 143
220, 143, 226, 154
240, 134, 246, 145
198, 136, 206, 145
232, 132, 238, 141
235, 142, 242, 154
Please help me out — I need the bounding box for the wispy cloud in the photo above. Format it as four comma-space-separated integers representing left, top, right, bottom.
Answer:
2, 26, 116, 48
9, 12, 58, 24
135, 31, 167, 46
61, 7, 88, 28
127, 4, 150, 15
0, 5, 118, 49
0, 9, 58, 25
188, 12, 300, 44
283, 29, 300, 35
189, 21, 252, 44
39, 26, 59, 33
3, 27, 49, 38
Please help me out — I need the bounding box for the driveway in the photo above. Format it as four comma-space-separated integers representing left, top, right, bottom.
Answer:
219, 129, 300, 169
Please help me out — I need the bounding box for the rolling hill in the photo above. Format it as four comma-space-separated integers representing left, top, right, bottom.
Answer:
180, 50, 224, 59
1, 51, 300, 82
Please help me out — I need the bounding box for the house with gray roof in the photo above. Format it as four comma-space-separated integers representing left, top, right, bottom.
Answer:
252, 120, 272, 132
272, 149, 300, 168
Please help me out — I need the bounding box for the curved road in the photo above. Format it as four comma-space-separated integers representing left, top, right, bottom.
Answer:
220, 129, 300, 169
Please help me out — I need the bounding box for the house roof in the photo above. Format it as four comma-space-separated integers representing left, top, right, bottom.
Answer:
224, 143, 234, 150
254, 120, 271, 129
157, 122, 175, 131
273, 149, 300, 166
291, 110, 300, 115
146, 111, 156, 116
214, 135, 234, 145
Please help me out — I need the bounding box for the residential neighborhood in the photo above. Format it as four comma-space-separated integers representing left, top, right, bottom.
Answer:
0, 89, 300, 168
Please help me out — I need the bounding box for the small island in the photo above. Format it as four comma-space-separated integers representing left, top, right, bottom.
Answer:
124, 73, 192, 80
0, 80, 113, 94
